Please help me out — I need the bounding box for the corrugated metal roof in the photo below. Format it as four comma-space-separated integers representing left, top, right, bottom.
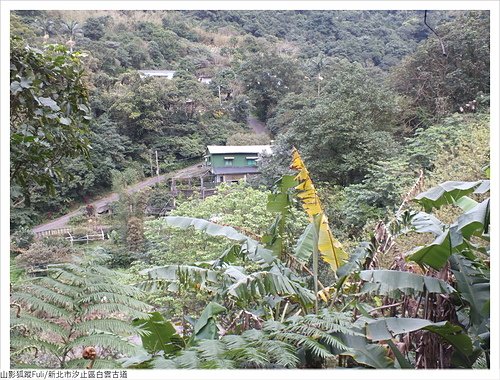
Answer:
211, 166, 261, 175
207, 145, 272, 155
138, 70, 176, 78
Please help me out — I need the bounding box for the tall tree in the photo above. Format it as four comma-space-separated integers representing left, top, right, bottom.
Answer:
269, 59, 402, 185
10, 37, 92, 205
391, 11, 489, 119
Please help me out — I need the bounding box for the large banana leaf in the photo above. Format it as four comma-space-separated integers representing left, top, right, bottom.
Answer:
456, 198, 489, 239
292, 223, 315, 262
262, 175, 297, 256
290, 148, 347, 271
414, 180, 488, 212
454, 196, 478, 212
164, 216, 275, 264
224, 265, 315, 308
365, 317, 477, 365
336, 242, 373, 279
408, 197, 489, 270
359, 269, 455, 295
449, 254, 490, 328
411, 211, 445, 236
142, 263, 314, 310
407, 229, 452, 270
338, 333, 394, 368
266, 175, 297, 212
132, 312, 184, 355
193, 302, 226, 340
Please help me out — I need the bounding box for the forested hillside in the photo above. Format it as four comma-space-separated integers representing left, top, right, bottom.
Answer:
10, 9, 491, 372
10, 9, 488, 228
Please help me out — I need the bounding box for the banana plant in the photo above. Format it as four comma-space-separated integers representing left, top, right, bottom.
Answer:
334, 179, 490, 368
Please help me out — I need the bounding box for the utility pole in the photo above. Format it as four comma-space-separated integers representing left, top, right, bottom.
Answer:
149, 152, 153, 177
317, 73, 323, 97
155, 150, 160, 180
218, 85, 222, 106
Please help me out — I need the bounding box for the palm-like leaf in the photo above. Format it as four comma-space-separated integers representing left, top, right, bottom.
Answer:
10, 312, 68, 339
66, 333, 137, 355
164, 216, 275, 265
359, 269, 456, 296
11, 264, 150, 369
11, 292, 71, 320
290, 148, 347, 271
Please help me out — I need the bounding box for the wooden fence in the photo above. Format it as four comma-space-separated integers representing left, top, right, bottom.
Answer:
66, 229, 105, 246
34, 227, 73, 238
34, 226, 107, 245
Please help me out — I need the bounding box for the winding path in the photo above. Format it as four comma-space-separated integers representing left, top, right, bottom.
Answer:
247, 115, 269, 135
32, 117, 270, 234
32, 163, 203, 233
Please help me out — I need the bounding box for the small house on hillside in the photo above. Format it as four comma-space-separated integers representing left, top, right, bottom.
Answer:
205, 145, 272, 183
198, 75, 213, 84
138, 70, 176, 79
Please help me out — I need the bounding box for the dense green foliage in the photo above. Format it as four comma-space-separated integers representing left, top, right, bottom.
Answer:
391, 12, 489, 119
268, 58, 402, 185
10, 37, 91, 205
10, 8, 491, 371
10, 9, 486, 228
11, 263, 150, 368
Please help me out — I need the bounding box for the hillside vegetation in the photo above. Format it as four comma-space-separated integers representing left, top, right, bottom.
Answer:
10, 9, 490, 371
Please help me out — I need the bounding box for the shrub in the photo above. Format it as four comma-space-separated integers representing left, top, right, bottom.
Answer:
11, 227, 35, 249
16, 238, 76, 269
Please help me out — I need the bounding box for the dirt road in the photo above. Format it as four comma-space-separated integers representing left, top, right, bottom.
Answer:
247, 115, 269, 135
32, 162, 204, 233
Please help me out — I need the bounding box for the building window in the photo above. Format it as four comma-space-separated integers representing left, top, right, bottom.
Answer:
224, 156, 234, 166
247, 159, 256, 166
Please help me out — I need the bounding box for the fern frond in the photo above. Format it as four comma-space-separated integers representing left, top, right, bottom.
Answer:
201, 358, 236, 369
64, 358, 121, 369
149, 356, 177, 369
66, 333, 137, 355
197, 339, 226, 361
240, 328, 266, 342
175, 350, 200, 369
73, 319, 142, 336
10, 312, 68, 339
227, 346, 269, 366
22, 284, 75, 310
11, 292, 71, 320
260, 339, 299, 368
78, 292, 150, 310
301, 337, 333, 359
86, 283, 143, 297
35, 277, 80, 297
83, 303, 150, 318
10, 336, 62, 358
221, 334, 248, 350
47, 266, 89, 287
49, 264, 118, 287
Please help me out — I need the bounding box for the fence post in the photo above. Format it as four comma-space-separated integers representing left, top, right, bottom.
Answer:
68, 231, 74, 247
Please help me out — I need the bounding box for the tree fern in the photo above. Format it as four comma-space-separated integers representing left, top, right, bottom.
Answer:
10, 263, 151, 369
11, 292, 71, 320
123, 309, 356, 369
73, 319, 142, 336
64, 358, 122, 369
10, 312, 67, 338
83, 302, 150, 318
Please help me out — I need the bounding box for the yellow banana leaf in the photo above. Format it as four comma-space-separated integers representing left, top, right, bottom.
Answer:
291, 148, 348, 271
